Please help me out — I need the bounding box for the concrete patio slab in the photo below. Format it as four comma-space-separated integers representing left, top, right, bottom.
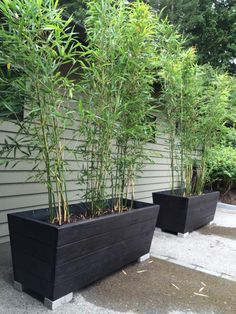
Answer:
217, 202, 236, 211
151, 207, 236, 280
0, 206, 235, 313
0, 248, 235, 313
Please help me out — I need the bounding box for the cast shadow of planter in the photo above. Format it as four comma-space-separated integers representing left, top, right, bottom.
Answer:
198, 225, 236, 241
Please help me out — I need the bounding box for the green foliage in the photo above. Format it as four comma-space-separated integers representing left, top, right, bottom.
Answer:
194, 66, 230, 194
0, 0, 80, 224
225, 76, 236, 128
59, 1, 236, 74
154, 18, 184, 191
77, 0, 157, 215
148, 0, 236, 74
1, 0, 232, 216
60, 0, 87, 23
0, 65, 24, 120
206, 74, 236, 193
155, 17, 231, 195
222, 127, 236, 148
221, 76, 236, 149
155, 18, 202, 194
206, 146, 236, 192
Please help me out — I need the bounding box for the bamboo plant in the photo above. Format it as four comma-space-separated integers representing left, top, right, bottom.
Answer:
193, 66, 230, 195
155, 18, 230, 196
77, 0, 157, 216
0, 0, 80, 224
155, 18, 201, 195
155, 19, 184, 193
114, 1, 157, 210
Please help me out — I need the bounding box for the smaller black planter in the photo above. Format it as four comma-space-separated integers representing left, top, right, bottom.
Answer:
152, 190, 219, 235
8, 199, 159, 309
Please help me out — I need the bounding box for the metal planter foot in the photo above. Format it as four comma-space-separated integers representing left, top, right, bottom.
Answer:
138, 253, 150, 262
44, 292, 73, 310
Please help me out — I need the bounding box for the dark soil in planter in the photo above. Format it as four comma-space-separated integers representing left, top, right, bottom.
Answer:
51, 202, 131, 225
152, 190, 219, 234
8, 199, 159, 302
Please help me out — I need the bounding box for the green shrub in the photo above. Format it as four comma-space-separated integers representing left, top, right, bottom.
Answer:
222, 127, 236, 148
206, 146, 236, 193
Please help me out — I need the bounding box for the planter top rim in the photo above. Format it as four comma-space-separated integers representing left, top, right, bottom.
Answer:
153, 190, 220, 200
8, 202, 160, 230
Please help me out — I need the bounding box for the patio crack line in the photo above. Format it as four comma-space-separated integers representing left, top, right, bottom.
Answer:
152, 254, 236, 283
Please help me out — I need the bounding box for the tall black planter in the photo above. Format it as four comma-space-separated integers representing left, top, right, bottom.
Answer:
8, 199, 159, 309
152, 190, 219, 235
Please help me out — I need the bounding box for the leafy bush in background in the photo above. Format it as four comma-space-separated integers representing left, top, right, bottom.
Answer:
206, 146, 236, 193
60, 0, 87, 23
222, 127, 236, 149
147, 0, 236, 74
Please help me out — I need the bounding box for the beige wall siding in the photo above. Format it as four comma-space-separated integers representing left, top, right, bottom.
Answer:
0, 121, 177, 243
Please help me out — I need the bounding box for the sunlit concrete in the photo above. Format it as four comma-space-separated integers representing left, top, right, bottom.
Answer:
151, 207, 236, 280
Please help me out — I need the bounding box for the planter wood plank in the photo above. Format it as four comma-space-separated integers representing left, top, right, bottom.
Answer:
152, 190, 219, 234
8, 199, 159, 306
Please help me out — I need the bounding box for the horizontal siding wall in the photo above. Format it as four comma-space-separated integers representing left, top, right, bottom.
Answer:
0, 120, 178, 243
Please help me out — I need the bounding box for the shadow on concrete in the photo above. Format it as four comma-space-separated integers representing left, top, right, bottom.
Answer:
0, 242, 13, 285
0, 242, 236, 313
81, 258, 236, 314
198, 225, 236, 241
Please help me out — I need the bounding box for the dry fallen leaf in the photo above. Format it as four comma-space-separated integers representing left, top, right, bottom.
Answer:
171, 283, 180, 290
194, 292, 209, 298
137, 270, 147, 273
122, 270, 127, 275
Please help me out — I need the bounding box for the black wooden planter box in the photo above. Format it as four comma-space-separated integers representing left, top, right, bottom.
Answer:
8, 199, 159, 307
152, 190, 219, 235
